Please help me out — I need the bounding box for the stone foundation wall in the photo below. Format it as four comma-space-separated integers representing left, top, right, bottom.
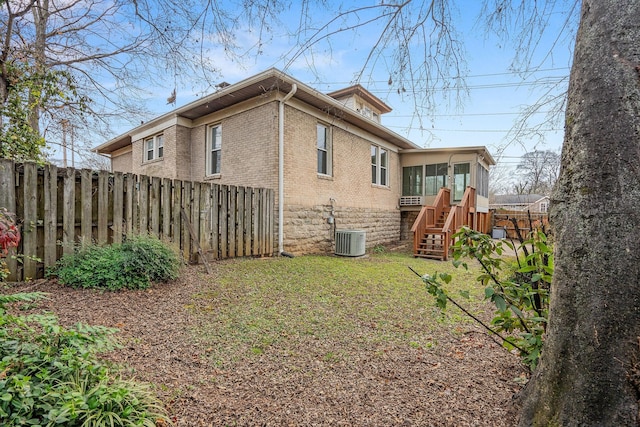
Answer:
283, 204, 401, 255
400, 211, 419, 242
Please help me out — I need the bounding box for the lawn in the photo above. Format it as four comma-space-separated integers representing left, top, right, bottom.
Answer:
7, 249, 526, 426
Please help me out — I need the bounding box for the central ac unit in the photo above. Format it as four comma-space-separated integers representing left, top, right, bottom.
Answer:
335, 230, 366, 256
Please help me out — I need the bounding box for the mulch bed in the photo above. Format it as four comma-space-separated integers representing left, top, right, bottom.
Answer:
6, 264, 526, 426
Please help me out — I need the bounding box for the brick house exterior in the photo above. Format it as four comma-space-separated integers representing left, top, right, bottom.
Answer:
95, 68, 494, 255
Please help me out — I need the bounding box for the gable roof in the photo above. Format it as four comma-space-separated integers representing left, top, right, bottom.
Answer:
95, 68, 420, 155
327, 84, 392, 114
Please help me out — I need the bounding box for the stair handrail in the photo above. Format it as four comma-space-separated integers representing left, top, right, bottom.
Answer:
443, 186, 475, 234
411, 187, 451, 256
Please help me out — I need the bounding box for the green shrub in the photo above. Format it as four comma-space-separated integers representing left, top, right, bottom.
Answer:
0, 292, 171, 426
419, 226, 552, 370
50, 235, 181, 291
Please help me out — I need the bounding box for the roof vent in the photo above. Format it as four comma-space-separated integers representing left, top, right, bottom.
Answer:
335, 230, 366, 257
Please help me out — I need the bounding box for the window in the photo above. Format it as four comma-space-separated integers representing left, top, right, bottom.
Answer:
453, 163, 470, 201
144, 134, 164, 161
425, 163, 448, 196
371, 145, 388, 186
207, 125, 222, 175
402, 166, 423, 196
540, 201, 549, 213
476, 164, 489, 198
317, 123, 331, 175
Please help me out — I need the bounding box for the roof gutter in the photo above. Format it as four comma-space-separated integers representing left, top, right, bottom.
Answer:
278, 84, 297, 256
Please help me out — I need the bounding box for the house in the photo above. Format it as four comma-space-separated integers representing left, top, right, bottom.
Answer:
491, 194, 550, 213
94, 68, 494, 257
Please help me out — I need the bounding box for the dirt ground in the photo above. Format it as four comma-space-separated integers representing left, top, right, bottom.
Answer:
7, 264, 526, 427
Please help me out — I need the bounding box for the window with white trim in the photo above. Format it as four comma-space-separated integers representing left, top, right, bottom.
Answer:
317, 123, 332, 175
207, 124, 222, 175
371, 145, 388, 186
144, 134, 164, 161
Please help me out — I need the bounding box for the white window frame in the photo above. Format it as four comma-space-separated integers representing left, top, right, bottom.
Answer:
317, 123, 332, 176
144, 134, 164, 162
207, 124, 222, 176
371, 145, 389, 187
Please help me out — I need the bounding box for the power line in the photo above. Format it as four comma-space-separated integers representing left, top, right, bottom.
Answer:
386, 110, 555, 119
317, 67, 571, 86
385, 125, 563, 133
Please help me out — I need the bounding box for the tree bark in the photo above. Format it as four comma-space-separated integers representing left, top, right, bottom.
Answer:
518, 0, 640, 425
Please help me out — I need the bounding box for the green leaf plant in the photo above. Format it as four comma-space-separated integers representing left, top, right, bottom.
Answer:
0, 292, 172, 426
413, 222, 552, 371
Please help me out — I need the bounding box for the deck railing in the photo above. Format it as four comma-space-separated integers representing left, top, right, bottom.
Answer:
412, 186, 477, 259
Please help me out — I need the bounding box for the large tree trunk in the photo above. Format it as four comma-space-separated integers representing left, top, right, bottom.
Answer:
518, 0, 640, 425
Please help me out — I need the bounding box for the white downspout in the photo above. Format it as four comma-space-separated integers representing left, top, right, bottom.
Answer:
279, 84, 297, 255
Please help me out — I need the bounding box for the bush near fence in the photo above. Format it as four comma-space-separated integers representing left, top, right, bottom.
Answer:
0, 160, 274, 281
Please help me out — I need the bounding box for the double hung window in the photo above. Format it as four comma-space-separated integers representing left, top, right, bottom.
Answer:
371, 145, 388, 186
144, 134, 164, 161
317, 124, 332, 175
207, 125, 222, 175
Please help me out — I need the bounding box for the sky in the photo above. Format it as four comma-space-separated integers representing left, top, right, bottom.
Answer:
99, 1, 577, 179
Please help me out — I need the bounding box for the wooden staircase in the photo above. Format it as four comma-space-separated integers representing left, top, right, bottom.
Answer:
411, 187, 477, 261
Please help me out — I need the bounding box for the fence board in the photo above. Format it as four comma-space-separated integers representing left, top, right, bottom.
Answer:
252, 189, 259, 256
182, 181, 192, 262
236, 186, 245, 257
81, 169, 92, 244
191, 181, 201, 258
125, 175, 134, 235
113, 173, 124, 244
162, 178, 172, 240
139, 175, 149, 234
199, 183, 211, 254
98, 171, 109, 244
220, 185, 228, 259
22, 162, 38, 279
0, 163, 274, 280
268, 190, 274, 255
0, 159, 18, 280
228, 186, 236, 258
211, 184, 219, 259
62, 168, 75, 255
172, 179, 182, 250
43, 165, 57, 269
150, 177, 161, 237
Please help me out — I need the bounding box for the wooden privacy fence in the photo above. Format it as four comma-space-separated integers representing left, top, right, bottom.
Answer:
0, 160, 274, 281
492, 210, 550, 240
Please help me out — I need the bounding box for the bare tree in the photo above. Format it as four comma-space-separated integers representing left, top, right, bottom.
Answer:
0, 0, 293, 158
515, 150, 561, 195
